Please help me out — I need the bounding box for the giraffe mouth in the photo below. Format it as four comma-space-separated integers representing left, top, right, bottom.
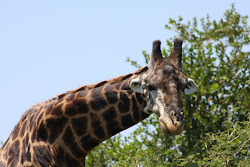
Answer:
159, 109, 184, 135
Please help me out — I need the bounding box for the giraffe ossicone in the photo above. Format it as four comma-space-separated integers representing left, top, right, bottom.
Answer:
0, 37, 197, 167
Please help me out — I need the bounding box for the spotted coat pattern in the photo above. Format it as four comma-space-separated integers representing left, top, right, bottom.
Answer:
0, 67, 149, 167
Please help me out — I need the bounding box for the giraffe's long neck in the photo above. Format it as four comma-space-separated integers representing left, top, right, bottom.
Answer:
40, 69, 150, 166
0, 67, 151, 167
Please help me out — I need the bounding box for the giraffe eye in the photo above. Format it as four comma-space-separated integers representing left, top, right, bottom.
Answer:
147, 84, 156, 91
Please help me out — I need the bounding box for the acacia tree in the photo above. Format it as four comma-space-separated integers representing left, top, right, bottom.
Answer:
86, 5, 249, 166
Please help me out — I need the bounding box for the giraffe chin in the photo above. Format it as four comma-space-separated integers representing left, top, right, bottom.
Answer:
159, 112, 184, 135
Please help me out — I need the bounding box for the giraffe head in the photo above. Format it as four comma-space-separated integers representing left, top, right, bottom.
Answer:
130, 37, 197, 135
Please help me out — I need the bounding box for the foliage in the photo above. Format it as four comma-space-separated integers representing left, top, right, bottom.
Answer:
86, 5, 249, 166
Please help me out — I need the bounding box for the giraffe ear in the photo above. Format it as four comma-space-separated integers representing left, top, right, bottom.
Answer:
184, 78, 198, 95
129, 78, 144, 94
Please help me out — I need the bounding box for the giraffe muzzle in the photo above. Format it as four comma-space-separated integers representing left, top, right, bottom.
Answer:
159, 108, 184, 135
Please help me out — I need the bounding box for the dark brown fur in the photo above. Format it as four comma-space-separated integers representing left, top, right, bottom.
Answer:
0, 66, 149, 167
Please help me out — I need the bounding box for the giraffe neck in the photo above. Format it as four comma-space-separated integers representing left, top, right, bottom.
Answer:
0, 67, 151, 167
42, 68, 150, 165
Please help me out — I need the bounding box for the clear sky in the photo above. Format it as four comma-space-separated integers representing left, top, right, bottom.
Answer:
0, 0, 249, 143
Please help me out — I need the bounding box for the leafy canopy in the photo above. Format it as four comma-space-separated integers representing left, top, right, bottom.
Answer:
87, 4, 249, 166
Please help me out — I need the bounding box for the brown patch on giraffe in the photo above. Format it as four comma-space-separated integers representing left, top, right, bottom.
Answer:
132, 96, 140, 121
25, 150, 31, 162
65, 152, 80, 167
90, 87, 103, 98
33, 145, 53, 166
81, 135, 99, 152
103, 107, 117, 122
120, 80, 130, 90
113, 82, 122, 90
104, 91, 118, 104
77, 90, 88, 98
107, 120, 122, 136
7, 140, 20, 167
71, 116, 88, 136
121, 115, 134, 128
37, 121, 48, 142
90, 113, 101, 128
89, 88, 107, 111
103, 84, 115, 92
118, 92, 130, 113
53, 145, 65, 166
46, 116, 68, 144
62, 126, 85, 159
93, 127, 105, 139
65, 98, 89, 116
126, 89, 134, 96
51, 104, 63, 116
135, 93, 144, 104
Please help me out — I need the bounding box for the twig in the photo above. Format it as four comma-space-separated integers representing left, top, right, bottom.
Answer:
228, 122, 249, 143
233, 137, 250, 157
228, 124, 237, 142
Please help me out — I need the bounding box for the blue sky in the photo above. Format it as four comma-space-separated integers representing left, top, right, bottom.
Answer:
0, 0, 249, 143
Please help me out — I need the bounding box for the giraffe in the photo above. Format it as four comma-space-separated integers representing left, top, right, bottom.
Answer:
0, 37, 198, 167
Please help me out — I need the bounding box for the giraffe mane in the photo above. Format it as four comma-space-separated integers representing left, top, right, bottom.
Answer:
19, 66, 147, 117
20, 66, 148, 117
56, 66, 148, 99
